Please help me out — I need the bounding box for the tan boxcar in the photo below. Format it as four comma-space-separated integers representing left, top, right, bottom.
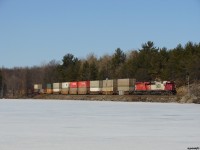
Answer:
117, 78, 136, 95
102, 79, 117, 95
53, 83, 62, 94
90, 80, 103, 94
61, 82, 70, 94
34, 84, 42, 93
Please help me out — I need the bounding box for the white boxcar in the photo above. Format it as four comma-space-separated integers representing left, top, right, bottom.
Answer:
61, 82, 70, 94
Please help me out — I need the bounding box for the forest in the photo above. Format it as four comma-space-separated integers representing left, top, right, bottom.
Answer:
0, 41, 200, 98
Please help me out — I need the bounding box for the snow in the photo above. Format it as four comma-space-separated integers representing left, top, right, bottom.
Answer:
0, 99, 199, 150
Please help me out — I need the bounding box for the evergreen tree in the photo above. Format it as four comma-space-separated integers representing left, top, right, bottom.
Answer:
80, 61, 90, 80
60, 53, 80, 81
89, 62, 98, 80
111, 48, 126, 78
136, 41, 159, 81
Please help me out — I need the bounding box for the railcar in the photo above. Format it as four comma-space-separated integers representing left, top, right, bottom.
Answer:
61, 82, 70, 94
117, 78, 135, 95
78, 81, 90, 95
53, 83, 62, 94
134, 81, 176, 95
33, 84, 42, 94
102, 79, 118, 95
69, 82, 78, 95
90, 80, 103, 94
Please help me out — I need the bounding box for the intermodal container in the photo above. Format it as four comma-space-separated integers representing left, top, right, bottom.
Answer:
102, 79, 117, 95
117, 78, 136, 95
78, 81, 90, 95
47, 83, 51, 89
69, 82, 78, 95
90, 80, 103, 94
34, 84, 42, 93
61, 82, 70, 94
53, 83, 61, 94
46, 83, 53, 94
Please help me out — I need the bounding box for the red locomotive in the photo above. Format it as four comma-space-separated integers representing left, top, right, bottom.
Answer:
134, 81, 176, 95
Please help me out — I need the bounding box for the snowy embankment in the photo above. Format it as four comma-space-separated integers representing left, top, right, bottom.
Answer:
34, 94, 180, 103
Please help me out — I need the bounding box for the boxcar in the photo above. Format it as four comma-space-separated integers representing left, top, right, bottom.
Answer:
90, 80, 103, 94
78, 81, 90, 95
53, 83, 61, 94
102, 79, 117, 95
34, 84, 42, 94
61, 82, 70, 94
69, 82, 78, 95
117, 78, 136, 95
46, 83, 53, 94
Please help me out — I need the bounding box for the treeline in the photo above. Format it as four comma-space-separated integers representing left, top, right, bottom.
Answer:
0, 41, 200, 98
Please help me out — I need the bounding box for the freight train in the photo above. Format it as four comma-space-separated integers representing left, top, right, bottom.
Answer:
34, 78, 176, 95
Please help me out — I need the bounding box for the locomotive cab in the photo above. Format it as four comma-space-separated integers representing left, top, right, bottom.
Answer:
164, 81, 176, 95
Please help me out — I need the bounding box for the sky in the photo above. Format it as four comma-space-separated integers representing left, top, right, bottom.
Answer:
0, 0, 200, 68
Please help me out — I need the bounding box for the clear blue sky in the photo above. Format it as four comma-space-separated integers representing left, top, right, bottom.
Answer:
0, 0, 200, 68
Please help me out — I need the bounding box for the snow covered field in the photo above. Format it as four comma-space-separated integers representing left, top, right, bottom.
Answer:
0, 99, 199, 150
